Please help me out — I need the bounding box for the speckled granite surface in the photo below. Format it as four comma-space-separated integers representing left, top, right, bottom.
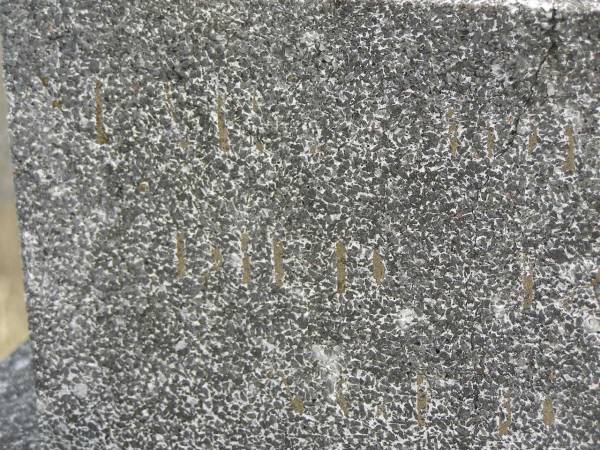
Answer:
1, 0, 599, 448
0, 342, 39, 448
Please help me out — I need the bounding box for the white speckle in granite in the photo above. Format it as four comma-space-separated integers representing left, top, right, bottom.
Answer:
395, 308, 417, 330
73, 383, 88, 399
174, 339, 187, 352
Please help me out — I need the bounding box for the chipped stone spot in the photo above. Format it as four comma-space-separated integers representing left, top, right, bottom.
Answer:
522, 255, 535, 309
450, 130, 459, 157
95, 80, 109, 145
240, 232, 250, 253
499, 419, 509, 436
592, 268, 600, 287
334, 377, 350, 416
51, 99, 62, 108
291, 395, 304, 414
416, 391, 427, 427
563, 125, 576, 173
211, 246, 223, 272
336, 241, 346, 294
255, 140, 265, 152
309, 143, 325, 158
543, 397, 555, 427
523, 271, 535, 308
448, 111, 459, 157
176, 231, 185, 278
273, 239, 284, 287
372, 247, 385, 284
241, 232, 251, 284
251, 91, 258, 113
39, 75, 49, 87
217, 95, 230, 153
416, 375, 427, 427
137, 181, 149, 193
336, 390, 349, 416
528, 129, 538, 154
242, 255, 251, 284
487, 125, 495, 158
376, 403, 387, 418
498, 391, 512, 436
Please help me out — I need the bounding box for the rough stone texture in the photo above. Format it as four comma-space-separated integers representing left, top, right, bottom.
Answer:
1, 0, 599, 448
0, 342, 39, 449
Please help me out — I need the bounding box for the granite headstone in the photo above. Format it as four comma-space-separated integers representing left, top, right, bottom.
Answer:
1, 0, 599, 448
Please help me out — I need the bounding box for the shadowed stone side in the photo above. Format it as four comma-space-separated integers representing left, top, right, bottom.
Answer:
0, 342, 38, 449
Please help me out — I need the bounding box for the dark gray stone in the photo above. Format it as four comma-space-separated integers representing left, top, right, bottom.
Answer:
1, 0, 599, 448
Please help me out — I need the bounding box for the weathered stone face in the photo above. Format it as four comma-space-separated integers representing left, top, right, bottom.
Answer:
1, 0, 599, 448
